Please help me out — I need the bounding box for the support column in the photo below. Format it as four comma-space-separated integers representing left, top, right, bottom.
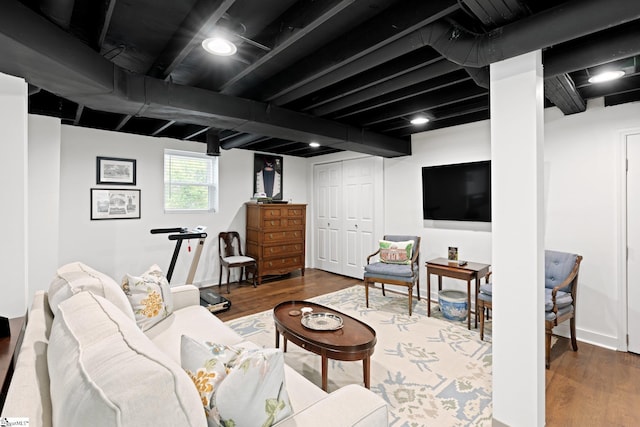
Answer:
0, 72, 28, 318
490, 51, 545, 426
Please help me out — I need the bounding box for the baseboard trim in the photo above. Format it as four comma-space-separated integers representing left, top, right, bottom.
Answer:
492, 418, 510, 427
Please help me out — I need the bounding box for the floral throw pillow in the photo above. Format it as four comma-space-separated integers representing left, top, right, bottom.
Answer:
181, 335, 292, 427
379, 239, 413, 264
121, 264, 173, 331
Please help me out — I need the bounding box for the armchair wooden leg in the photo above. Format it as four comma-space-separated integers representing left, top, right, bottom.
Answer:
416, 279, 421, 301
365, 279, 370, 308
226, 270, 231, 294
218, 267, 223, 291
408, 287, 413, 316
479, 302, 485, 341
545, 327, 552, 369
570, 317, 578, 351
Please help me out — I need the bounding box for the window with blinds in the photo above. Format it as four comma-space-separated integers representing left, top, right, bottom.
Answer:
164, 149, 218, 212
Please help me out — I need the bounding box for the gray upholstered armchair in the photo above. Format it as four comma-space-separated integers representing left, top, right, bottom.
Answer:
364, 235, 421, 315
477, 250, 582, 369
545, 250, 582, 368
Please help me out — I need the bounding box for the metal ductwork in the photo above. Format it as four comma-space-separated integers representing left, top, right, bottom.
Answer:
419, 0, 640, 68
0, 0, 411, 158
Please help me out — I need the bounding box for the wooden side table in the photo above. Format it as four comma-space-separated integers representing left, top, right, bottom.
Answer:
1, 316, 26, 410
426, 258, 490, 330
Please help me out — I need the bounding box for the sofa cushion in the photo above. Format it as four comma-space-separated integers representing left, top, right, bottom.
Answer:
122, 264, 174, 331
378, 239, 413, 264
48, 261, 135, 320
48, 291, 206, 427
145, 304, 247, 363
181, 335, 292, 427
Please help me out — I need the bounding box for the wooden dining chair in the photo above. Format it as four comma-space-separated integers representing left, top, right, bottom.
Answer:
218, 231, 257, 293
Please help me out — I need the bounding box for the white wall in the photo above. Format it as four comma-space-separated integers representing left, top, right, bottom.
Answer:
51, 125, 309, 288
391, 121, 493, 296
28, 115, 61, 303
404, 98, 640, 350
0, 73, 28, 318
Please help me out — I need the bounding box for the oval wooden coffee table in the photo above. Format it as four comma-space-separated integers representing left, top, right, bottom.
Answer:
273, 300, 376, 391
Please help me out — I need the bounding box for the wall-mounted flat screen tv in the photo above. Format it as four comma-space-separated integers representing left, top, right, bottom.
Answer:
422, 160, 491, 222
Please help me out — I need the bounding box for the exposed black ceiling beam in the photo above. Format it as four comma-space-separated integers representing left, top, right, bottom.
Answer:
311, 59, 460, 117
461, 0, 529, 27
184, 125, 211, 140
97, 0, 116, 48
73, 104, 84, 125
148, 0, 237, 79
334, 71, 472, 120
221, 133, 271, 149
359, 81, 486, 126
151, 120, 176, 136
115, 114, 131, 131
219, 0, 357, 95
258, 1, 460, 105
298, 48, 442, 111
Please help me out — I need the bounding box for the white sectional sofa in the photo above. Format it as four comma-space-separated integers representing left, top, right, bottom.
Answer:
1, 262, 388, 426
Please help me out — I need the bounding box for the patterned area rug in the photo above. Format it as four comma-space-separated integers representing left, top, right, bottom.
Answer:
225, 286, 492, 426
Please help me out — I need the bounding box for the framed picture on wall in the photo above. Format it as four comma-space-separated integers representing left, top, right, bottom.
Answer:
96, 156, 137, 185
253, 154, 283, 200
90, 188, 141, 220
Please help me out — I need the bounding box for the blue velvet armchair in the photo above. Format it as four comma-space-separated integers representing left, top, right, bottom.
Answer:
364, 235, 421, 315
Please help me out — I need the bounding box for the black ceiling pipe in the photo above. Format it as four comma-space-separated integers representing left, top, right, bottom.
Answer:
418, 0, 640, 68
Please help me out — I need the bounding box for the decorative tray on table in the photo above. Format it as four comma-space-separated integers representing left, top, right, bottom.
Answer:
300, 313, 344, 331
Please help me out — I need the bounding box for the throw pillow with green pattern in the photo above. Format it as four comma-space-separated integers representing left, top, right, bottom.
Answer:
379, 240, 413, 264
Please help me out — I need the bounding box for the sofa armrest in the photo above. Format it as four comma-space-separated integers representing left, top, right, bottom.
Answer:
275, 384, 387, 427
170, 285, 200, 310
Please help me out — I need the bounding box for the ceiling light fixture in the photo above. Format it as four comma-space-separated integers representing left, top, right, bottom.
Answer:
202, 37, 237, 56
309, 142, 320, 148
588, 70, 625, 84
410, 116, 429, 125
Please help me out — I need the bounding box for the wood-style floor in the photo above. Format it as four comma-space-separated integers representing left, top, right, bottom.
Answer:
206, 269, 640, 426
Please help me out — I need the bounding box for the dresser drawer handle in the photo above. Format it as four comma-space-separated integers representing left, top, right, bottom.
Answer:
270, 221, 276, 225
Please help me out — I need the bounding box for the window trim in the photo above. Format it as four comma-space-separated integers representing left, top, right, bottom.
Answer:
164, 149, 218, 213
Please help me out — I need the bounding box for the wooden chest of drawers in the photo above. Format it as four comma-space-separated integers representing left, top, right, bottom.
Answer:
246, 203, 306, 284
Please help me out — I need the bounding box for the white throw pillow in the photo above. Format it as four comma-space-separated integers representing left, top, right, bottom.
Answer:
122, 264, 174, 331
48, 261, 135, 320
181, 335, 292, 427
48, 291, 206, 427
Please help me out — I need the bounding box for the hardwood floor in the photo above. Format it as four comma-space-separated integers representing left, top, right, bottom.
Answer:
205, 269, 640, 425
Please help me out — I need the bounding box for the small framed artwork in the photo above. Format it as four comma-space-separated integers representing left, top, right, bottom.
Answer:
91, 188, 141, 220
448, 246, 459, 261
253, 154, 283, 200
97, 156, 136, 185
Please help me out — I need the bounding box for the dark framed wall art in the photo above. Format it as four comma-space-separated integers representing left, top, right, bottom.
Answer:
253, 154, 283, 200
90, 188, 141, 220
96, 156, 137, 185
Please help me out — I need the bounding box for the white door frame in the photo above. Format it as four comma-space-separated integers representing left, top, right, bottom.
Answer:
618, 127, 640, 352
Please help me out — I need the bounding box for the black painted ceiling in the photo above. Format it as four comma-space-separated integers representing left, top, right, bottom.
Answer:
2, 0, 640, 157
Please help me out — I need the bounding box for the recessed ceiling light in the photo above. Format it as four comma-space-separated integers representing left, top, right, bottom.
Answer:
410, 116, 429, 125
202, 37, 237, 56
309, 142, 320, 148
588, 70, 625, 84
